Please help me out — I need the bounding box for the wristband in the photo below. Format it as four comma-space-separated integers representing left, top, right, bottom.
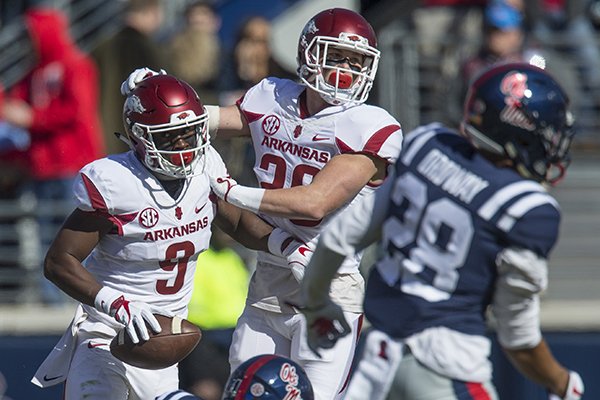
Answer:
94, 286, 123, 315
205, 105, 220, 138
268, 228, 292, 257
227, 185, 265, 214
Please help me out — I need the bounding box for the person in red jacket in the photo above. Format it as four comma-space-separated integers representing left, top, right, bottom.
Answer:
0, 6, 104, 304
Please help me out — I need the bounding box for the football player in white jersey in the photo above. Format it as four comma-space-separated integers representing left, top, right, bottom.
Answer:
297, 63, 584, 400
31, 75, 307, 400
122, 8, 402, 400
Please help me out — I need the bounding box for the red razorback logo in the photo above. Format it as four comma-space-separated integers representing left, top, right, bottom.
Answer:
177, 112, 189, 120
298, 246, 312, 257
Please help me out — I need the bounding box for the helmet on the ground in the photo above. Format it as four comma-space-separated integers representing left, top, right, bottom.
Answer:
123, 74, 209, 179
297, 8, 380, 105
462, 62, 575, 184
222, 355, 314, 400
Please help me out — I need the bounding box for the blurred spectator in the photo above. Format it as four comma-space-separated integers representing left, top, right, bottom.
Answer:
217, 16, 295, 185
169, 0, 221, 105
179, 226, 251, 400
525, 0, 600, 105
447, 0, 578, 123
219, 15, 295, 105
412, 0, 489, 60
461, 1, 527, 85
92, 0, 167, 154
0, 6, 104, 304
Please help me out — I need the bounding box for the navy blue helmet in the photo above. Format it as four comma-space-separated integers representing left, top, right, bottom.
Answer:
222, 355, 314, 400
156, 389, 204, 400
462, 62, 575, 184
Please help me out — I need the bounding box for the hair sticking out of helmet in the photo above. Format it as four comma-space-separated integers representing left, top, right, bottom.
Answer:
122, 74, 210, 179
222, 354, 314, 400
297, 8, 380, 105
461, 62, 575, 185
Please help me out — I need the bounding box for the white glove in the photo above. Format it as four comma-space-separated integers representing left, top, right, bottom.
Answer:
94, 286, 170, 344
209, 174, 238, 201
120, 67, 167, 95
299, 299, 351, 358
209, 174, 264, 214
268, 228, 313, 282
549, 371, 584, 400
282, 240, 313, 283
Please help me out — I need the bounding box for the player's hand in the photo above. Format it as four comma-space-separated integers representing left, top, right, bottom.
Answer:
549, 371, 584, 400
297, 299, 351, 357
281, 239, 313, 283
208, 174, 239, 202
207, 172, 264, 213
95, 287, 171, 344
120, 67, 167, 95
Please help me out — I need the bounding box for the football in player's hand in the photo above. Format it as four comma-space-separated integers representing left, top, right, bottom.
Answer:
110, 314, 201, 370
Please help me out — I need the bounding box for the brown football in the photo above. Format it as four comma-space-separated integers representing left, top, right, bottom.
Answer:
110, 314, 201, 370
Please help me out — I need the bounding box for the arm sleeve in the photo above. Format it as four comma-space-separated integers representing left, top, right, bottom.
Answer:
303, 176, 393, 304
319, 175, 393, 256
492, 247, 548, 349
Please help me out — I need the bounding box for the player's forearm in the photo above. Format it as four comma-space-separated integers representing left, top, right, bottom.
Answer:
259, 186, 334, 220
503, 339, 570, 396
209, 104, 250, 138
44, 252, 102, 306
215, 201, 271, 252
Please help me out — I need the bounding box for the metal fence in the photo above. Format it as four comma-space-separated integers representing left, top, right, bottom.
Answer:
376, 19, 600, 149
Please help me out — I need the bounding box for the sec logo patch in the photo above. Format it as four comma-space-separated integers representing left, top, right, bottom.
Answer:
262, 115, 281, 136
139, 207, 159, 228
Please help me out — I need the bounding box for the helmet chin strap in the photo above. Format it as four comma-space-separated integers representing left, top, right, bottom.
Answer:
114, 132, 133, 147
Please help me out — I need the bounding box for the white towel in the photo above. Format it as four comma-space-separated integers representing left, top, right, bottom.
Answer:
31, 305, 87, 388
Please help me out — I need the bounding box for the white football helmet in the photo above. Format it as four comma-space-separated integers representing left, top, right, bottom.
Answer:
297, 8, 380, 105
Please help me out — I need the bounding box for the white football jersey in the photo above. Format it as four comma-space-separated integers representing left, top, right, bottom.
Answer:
238, 77, 402, 313
73, 148, 227, 328
239, 77, 403, 272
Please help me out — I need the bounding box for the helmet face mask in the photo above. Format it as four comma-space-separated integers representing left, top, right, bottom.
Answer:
297, 8, 380, 105
123, 75, 210, 180
461, 62, 575, 185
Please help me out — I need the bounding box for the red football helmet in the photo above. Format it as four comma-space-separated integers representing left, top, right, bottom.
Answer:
122, 74, 209, 179
297, 8, 380, 105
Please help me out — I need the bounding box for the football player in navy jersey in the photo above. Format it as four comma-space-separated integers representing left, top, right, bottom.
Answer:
297, 62, 584, 400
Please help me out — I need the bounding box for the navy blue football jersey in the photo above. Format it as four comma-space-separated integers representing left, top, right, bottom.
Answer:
364, 123, 561, 339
